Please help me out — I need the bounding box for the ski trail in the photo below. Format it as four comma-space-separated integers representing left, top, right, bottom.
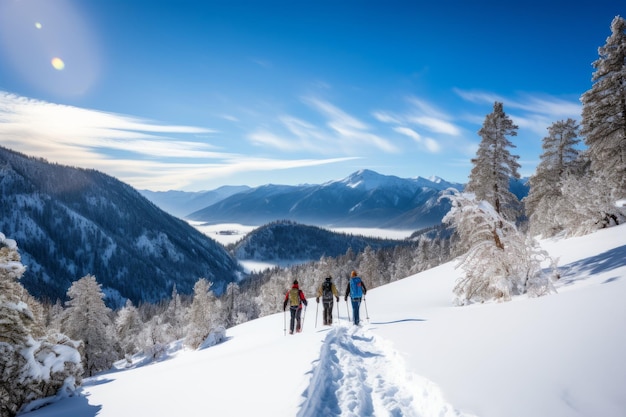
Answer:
298, 326, 476, 417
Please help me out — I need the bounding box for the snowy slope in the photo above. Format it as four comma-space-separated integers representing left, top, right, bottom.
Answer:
23, 224, 626, 417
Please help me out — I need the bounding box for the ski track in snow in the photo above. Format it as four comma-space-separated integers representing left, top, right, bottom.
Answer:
298, 325, 475, 417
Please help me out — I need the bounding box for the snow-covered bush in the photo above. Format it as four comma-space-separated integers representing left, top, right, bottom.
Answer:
443, 192, 556, 304
0, 232, 83, 417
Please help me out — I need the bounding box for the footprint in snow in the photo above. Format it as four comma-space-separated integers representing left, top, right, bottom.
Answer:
297, 325, 477, 417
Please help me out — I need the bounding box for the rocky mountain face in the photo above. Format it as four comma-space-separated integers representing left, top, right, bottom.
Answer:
0, 146, 241, 306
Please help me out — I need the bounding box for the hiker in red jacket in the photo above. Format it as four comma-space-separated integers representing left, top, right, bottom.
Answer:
283, 280, 308, 334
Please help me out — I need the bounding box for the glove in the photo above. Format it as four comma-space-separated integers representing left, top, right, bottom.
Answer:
316, 297, 319, 303
344, 296, 348, 302
336, 297, 339, 302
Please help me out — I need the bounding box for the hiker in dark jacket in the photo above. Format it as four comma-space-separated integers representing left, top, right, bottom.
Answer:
344, 270, 367, 325
283, 280, 308, 334
316, 276, 339, 326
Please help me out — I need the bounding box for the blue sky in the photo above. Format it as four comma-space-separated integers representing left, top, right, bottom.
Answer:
0, 0, 621, 191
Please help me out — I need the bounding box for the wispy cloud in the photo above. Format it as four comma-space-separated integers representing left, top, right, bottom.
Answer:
0, 92, 360, 190
454, 88, 582, 135
373, 96, 461, 153
393, 126, 441, 153
303, 97, 399, 153
247, 97, 399, 154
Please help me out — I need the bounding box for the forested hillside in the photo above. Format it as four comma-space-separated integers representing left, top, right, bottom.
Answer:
230, 220, 408, 261
0, 146, 241, 306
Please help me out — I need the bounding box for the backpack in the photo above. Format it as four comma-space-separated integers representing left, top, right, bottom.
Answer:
289, 288, 301, 307
322, 281, 333, 302
349, 277, 363, 298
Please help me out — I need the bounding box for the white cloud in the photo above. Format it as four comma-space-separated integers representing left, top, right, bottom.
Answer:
393, 126, 421, 141
372, 111, 402, 124
454, 88, 582, 127
456, 88, 581, 118
375, 96, 462, 138
0, 92, 363, 190
423, 137, 442, 153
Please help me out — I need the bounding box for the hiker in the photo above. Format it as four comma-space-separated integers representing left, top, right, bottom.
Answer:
283, 280, 308, 334
344, 270, 367, 325
316, 275, 339, 326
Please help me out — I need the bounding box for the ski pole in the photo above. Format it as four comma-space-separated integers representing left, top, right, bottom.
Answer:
315, 300, 319, 328
283, 309, 286, 336
336, 299, 340, 324
301, 305, 307, 331
346, 298, 351, 322
364, 297, 370, 322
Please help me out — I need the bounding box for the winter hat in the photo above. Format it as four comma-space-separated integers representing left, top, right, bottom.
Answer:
325, 276, 331, 281
351, 270, 357, 277
293, 280, 298, 285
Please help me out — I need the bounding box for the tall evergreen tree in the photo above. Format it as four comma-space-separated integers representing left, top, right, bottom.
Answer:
115, 299, 143, 359
581, 15, 626, 202
163, 285, 186, 340
466, 102, 521, 223
185, 278, 213, 349
0, 233, 82, 417
61, 274, 117, 376
525, 119, 581, 236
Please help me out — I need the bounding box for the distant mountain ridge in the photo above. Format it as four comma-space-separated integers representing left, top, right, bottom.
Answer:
139, 185, 250, 218
185, 170, 465, 230
0, 146, 241, 306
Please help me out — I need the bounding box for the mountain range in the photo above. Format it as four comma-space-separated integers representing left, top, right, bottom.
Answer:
145, 170, 469, 230
0, 146, 241, 306
140, 185, 250, 218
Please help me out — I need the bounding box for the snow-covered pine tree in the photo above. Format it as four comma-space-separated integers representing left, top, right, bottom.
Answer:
0, 233, 82, 417
525, 119, 581, 236
60, 274, 118, 376
581, 15, 626, 210
185, 278, 214, 349
466, 101, 522, 221
555, 172, 621, 235
115, 299, 144, 360
138, 314, 172, 360
443, 192, 555, 304
163, 284, 186, 341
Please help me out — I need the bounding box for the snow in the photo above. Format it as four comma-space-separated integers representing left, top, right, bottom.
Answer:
21, 224, 626, 417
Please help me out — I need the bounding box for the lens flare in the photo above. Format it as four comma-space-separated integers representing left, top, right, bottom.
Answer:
0, 1, 100, 96
51, 57, 65, 70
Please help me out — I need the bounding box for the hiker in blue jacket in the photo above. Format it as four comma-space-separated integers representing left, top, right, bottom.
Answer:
344, 270, 367, 325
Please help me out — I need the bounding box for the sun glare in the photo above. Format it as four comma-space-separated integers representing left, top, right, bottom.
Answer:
0, 1, 100, 95
51, 57, 65, 70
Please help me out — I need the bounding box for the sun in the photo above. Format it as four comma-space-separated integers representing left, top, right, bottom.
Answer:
51, 57, 65, 70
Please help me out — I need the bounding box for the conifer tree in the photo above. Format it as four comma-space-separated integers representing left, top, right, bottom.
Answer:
581, 15, 626, 204
443, 192, 555, 304
525, 119, 581, 236
115, 299, 143, 359
163, 285, 186, 340
466, 102, 521, 222
61, 274, 117, 376
185, 278, 213, 349
0, 233, 82, 417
